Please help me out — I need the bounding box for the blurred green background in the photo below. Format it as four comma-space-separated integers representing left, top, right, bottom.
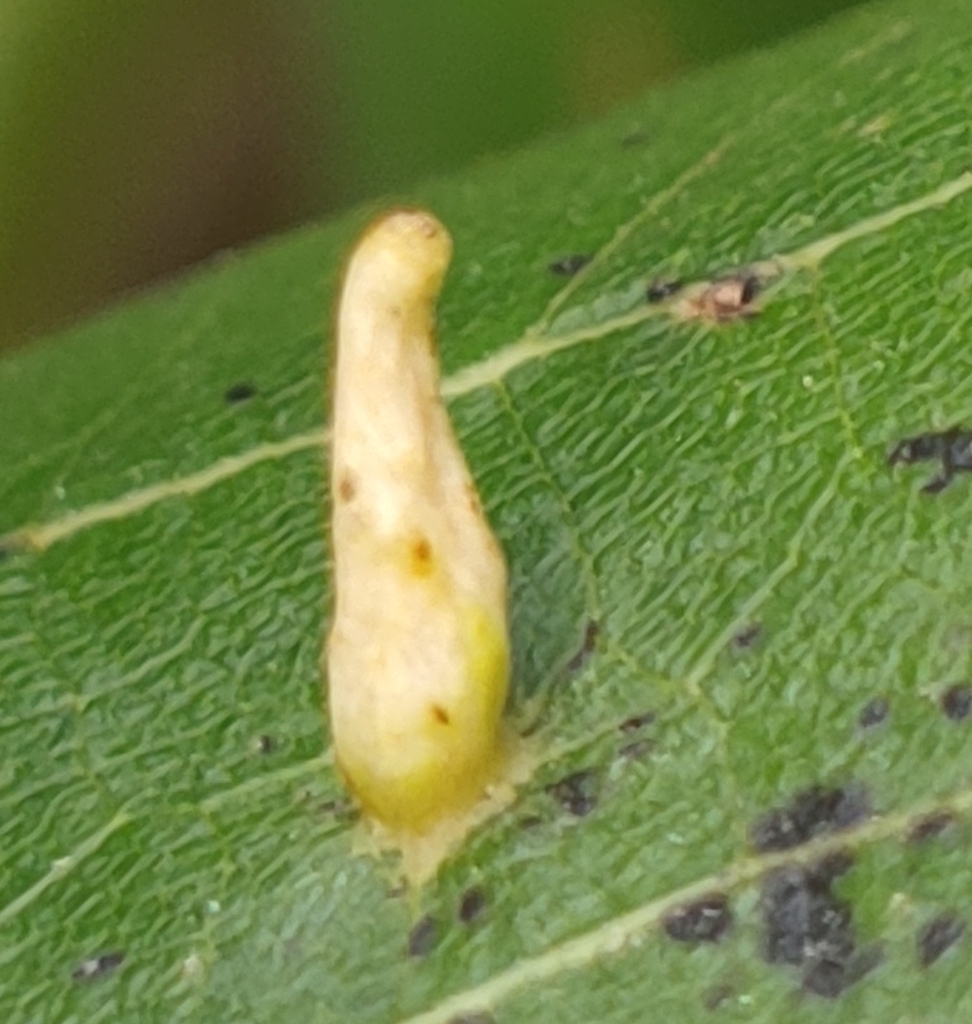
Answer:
0, 0, 867, 350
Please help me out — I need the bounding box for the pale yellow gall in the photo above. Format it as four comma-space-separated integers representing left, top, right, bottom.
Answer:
325, 210, 512, 868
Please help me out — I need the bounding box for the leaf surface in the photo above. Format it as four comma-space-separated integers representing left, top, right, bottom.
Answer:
5, 2, 972, 1021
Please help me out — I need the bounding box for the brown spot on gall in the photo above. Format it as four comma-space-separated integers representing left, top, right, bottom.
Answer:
338, 474, 356, 502
409, 536, 434, 577
431, 705, 450, 725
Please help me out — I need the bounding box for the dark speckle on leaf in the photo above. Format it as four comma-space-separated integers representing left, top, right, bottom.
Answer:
749, 784, 870, 852
256, 734, 274, 755
619, 711, 655, 734
566, 619, 599, 672
547, 254, 590, 277
406, 915, 437, 958
940, 683, 972, 721
857, 696, 889, 730
71, 951, 124, 982
224, 381, 257, 404
517, 814, 543, 830
618, 737, 654, 761
646, 278, 683, 303
316, 798, 358, 823
907, 810, 955, 844
546, 769, 598, 817
458, 886, 486, 924
730, 621, 762, 650
620, 129, 649, 147
917, 913, 964, 967
663, 894, 732, 943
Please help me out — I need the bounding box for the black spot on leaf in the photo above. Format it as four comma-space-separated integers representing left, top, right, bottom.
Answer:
256, 734, 274, 755
546, 769, 598, 817
907, 810, 955, 844
71, 951, 124, 982
917, 913, 964, 967
646, 278, 683, 303
547, 254, 590, 277
224, 381, 257, 404
762, 857, 854, 966
761, 854, 867, 998
406, 915, 437, 958
458, 886, 486, 924
663, 894, 732, 943
888, 427, 972, 493
749, 784, 870, 852
857, 697, 889, 730
940, 683, 972, 721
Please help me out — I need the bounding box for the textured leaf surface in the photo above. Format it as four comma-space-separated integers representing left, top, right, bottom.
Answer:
4, 1, 972, 1021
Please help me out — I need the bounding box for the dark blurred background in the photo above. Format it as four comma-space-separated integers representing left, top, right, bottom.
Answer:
0, 0, 867, 351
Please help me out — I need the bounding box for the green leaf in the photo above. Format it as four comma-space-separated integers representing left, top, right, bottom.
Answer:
4, 1, 972, 1020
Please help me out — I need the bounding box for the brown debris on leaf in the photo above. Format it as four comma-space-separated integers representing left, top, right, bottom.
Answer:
677, 270, 762, 323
